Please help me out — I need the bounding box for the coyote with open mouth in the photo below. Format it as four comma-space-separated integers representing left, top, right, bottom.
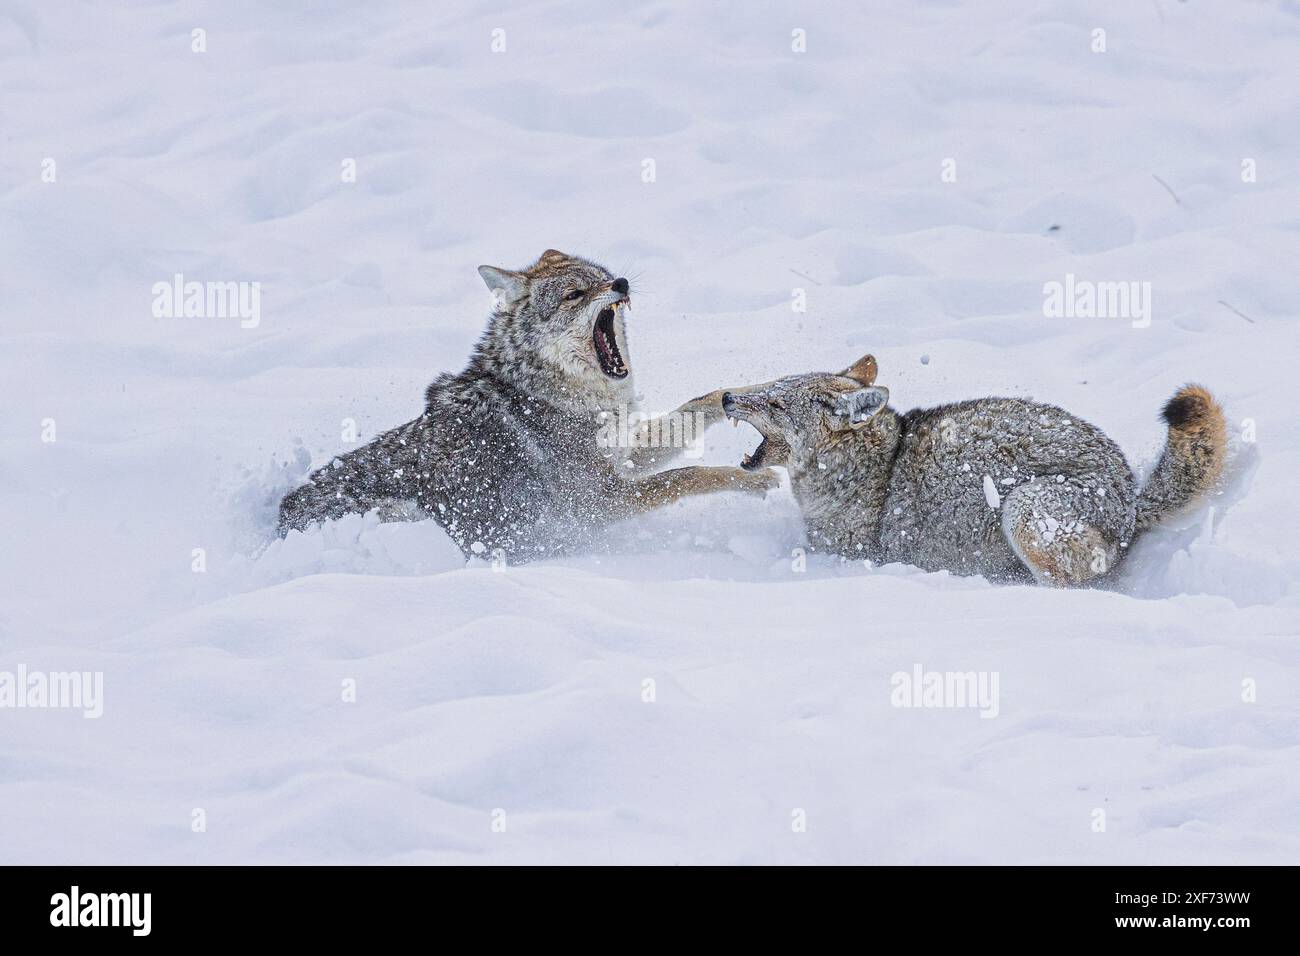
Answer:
278, 250, 777, 560
720, 353, 1226, 587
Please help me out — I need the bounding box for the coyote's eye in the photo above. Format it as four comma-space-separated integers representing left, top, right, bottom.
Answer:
563, 288, 585, 302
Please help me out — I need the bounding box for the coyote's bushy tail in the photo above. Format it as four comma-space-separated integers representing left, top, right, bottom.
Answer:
1135, 384, 1226, 531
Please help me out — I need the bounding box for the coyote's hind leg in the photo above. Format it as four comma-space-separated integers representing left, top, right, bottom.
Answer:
1000, 479, 1132, 587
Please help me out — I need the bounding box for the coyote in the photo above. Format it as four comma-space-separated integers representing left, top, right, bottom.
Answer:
721, 354, 1226, 586
278, 250, 776, 560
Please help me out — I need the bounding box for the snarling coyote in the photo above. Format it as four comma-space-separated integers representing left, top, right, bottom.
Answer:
721, 354, 1226, 586
279, 250, 776, 560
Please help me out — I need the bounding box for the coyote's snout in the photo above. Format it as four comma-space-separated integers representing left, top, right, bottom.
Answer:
722, 354, 1227, 587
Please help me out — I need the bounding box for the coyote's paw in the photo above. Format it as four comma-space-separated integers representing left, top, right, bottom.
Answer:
722, 466, 780, 496
680, 388, 729, 423
685, 387, 727, 408
683, 385, 762, 428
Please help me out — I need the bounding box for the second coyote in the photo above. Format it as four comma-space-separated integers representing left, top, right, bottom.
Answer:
721, 354, 1226, 586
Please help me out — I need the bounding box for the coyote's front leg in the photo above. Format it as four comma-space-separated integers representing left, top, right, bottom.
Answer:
614, 386, 765, 476
606, 464, 779, 517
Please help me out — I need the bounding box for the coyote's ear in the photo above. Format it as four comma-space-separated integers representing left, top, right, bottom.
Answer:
477, 265, 527, 307
538, 249, 569, 263
834, 386, 890, 428
842, 353, 878, 386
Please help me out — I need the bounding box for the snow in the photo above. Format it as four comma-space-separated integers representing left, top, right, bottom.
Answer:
2, 1, 1299, 864
983, 475, 1002, 509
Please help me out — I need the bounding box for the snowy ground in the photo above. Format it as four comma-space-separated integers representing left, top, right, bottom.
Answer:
2, 1, 1298, 864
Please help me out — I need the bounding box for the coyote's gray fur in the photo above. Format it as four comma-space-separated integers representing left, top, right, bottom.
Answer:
721, 354, 1226, 586
278, 250, 776, 560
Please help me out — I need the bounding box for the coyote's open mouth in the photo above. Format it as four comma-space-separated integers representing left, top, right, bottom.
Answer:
740, 435, 768, 471
724, 393, 789, 470
723, 398, 769, 471
593, 306, 628, 379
